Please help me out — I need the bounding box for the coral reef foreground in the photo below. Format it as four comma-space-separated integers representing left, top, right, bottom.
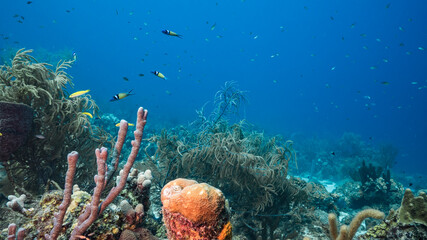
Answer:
0, 50, 426, 239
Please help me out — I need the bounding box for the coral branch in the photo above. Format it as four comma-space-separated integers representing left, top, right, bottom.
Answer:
99, 107, 148, 215
7, 224, 26, 240
6, 194, 31, 215
70, 147, 108, 238
328, 209, 384, 240
328, 213, 338, 240
106, 119, 129, 184
337, 225, 348, 240
66, 107, 148, 239
347, 209, 384, 239
16, 229, 25, 240
46, 151, 79, 240
7, 224, 16, 240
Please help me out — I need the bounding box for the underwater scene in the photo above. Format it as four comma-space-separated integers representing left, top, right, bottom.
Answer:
0, 0, 426, 239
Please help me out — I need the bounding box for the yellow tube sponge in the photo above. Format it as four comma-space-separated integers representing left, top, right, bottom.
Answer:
347, 209, 385, 239
328, 209, 384, 240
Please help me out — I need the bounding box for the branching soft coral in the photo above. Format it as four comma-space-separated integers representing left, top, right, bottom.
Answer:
143, 122, 298, 215
0, 49, 113, 194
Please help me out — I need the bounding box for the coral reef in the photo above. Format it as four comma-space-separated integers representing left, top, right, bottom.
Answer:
293, 132, 399, 182
131, 82, 305, 239
361, 189, 427, 239
350, 160, 383, 186
161, 178, 231, 240
332, 160, 404, 211
295, 178, 339, 213
0, 49, 113, 194
143, 123, 299, 215
70, 107, 147, 239
119, 169, 153, 213
334, 179, 404, 212
1, 107, 153, 240
193, 81, 247, 131
398, 188, 427, 225
138, 122, 304, 239
0, 60, 418, 240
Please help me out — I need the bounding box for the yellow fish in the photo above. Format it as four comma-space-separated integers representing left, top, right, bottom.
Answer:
110, 89, 134, 101
82, 112, 93, 118
0, 133, 2, 136
69, 90, 90, 98
152, 71, 167, 80
162, 29, 182, 38
115, 123, 135, 127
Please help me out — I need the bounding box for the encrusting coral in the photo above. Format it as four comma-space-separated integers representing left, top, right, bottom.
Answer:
360, 189, 427, 239
0, 49, 114, 194
161, 178, 232, 240
398, 188, 427, 225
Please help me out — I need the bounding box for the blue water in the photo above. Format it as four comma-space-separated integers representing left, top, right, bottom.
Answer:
1, 0, 426, 174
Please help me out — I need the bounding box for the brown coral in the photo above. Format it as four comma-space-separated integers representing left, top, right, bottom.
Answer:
161, 178, 231, 240
398, 188, 427, 225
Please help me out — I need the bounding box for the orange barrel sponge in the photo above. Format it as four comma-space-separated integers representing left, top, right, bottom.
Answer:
161, 178, 232, 240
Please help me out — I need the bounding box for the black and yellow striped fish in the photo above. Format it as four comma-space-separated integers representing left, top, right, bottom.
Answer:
152, 71, 167, 80
110, 89, 134, 102
162, 29, 182, 38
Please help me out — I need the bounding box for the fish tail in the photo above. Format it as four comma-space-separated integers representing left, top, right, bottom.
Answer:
128, 89, 134, 95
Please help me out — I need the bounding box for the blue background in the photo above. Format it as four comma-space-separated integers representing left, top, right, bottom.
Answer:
1, 0, 426, 174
